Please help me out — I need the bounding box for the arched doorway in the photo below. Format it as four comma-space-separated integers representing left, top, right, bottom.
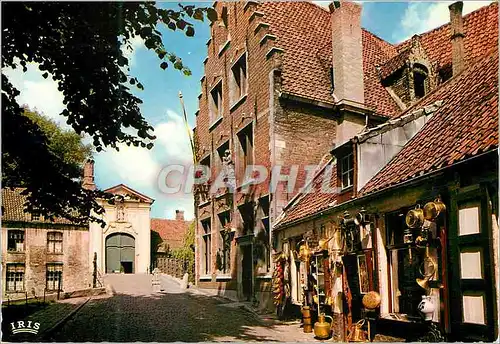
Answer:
106, 233, 135, 273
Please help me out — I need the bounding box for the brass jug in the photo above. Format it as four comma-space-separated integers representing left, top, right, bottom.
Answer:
314, 313, 333, 339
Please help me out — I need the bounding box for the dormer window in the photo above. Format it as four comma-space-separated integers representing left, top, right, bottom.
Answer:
413, 64, 429, 99
341, 152, 354, 189
31, 211, 40, 221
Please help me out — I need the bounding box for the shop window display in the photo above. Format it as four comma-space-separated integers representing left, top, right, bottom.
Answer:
385, 205, 441, 321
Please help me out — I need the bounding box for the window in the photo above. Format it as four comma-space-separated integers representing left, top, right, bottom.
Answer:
201, 219, 212, 275
341, 153, 354, 189
210, 81, 223, 122
217, 211, 232, 274
47, 231, 63, 253
413, 64, 428, 99
7, 230, 25, 252
31, 211, 40, 221
6, 264, 25, 292
257, 196, 271, 273
238, 202, 255, 236
217, 141, 230, 172
198, 155, 211, 203
230, 53, 247, 104
237, 124, 253, 181
386, 209, 439, 320
221, 6, 229, 28
46, 263, 63, 291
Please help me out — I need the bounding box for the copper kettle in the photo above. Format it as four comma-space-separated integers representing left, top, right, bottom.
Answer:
314, 313, 333, 339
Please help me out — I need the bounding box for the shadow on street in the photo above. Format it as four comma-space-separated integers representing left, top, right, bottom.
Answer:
47, 290, 281, 342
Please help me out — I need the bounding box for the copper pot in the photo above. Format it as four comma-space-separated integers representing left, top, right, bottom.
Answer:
406, 205, 424, 229
423, 199, 446, 220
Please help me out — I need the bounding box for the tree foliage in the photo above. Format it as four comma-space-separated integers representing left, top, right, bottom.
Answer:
171, 222, 195, 280
22, 109, 93, 169
1, 2, 217, 225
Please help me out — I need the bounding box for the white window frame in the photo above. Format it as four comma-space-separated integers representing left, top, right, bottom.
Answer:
7, 230, 25, 252
47, 231, 63, 254
341, 153, 354, 189
6, 263, 25, 292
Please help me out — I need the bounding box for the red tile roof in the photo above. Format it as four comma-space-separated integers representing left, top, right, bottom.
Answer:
256, 2, 498, 118
151, 218, 191, 250
258, 2, 401, 117
277, 160, 339, 227
275, 2, 498, 228
359, 49, 498, 196
396, 3, 498, 73
1, 188, 79, 225
378, 47, 411, 80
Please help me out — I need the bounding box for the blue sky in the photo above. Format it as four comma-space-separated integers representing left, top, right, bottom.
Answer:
5, 1, 492, 220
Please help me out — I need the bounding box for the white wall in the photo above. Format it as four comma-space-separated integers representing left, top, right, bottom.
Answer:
89, 199, 151, 274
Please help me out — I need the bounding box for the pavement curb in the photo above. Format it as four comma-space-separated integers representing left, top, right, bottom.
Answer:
40, 297, 91, 340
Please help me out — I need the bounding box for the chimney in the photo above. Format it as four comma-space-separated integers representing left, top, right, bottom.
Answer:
449, 1, 465, 76
330, 1, 364, 104
82, 159, 96, 191
175, 210, 185, 221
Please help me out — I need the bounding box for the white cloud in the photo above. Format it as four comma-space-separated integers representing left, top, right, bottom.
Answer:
98, 143, 160, 187
395, 1, 494, 42
154, 109, 194, 165
121, 35, 145, 67
3, 63, 66, 125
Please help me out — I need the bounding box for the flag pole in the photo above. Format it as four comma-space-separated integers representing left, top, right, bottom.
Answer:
178, 91, 197, 165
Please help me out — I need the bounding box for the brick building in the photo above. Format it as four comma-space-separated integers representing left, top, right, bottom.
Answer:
273, 1, 498, 342
151, 210, 192, 257
192, 1, 410, 308
1, 188, 90, 301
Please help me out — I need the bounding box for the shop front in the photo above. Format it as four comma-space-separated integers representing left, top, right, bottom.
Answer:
274, 158, 498, 342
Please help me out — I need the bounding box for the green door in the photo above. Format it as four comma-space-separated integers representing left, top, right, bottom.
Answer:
106, 233, 135, 273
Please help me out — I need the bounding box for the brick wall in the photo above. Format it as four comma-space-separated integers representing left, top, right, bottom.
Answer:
2, 225, 90, 301
194, 2, 339, 307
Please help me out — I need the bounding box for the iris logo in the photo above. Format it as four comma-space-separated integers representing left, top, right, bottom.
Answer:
10, 320, 41, 335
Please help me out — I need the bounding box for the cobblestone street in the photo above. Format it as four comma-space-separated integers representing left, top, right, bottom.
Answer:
45, 274, 313, 342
